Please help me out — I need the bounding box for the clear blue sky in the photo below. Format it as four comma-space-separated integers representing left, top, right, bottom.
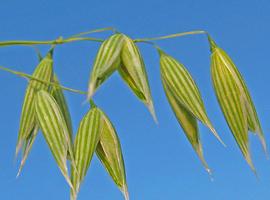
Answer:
0, 0, 270, 199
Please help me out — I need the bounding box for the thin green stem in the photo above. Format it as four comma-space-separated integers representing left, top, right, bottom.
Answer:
0, 37, 104, 47
0, 27, 116, 47
0, 66, 86, 95
134, 30, 207, 42
64, 37, 104, 43
89, 99, 96, 108
136, 40, 165, 57
69, 27, 117, 38
137, 40, 161, 50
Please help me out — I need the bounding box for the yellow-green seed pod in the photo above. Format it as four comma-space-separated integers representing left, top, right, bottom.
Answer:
159, 50, 224, 146
35, 90, 75, 188
96, 109, 129, 200
16, 50, 54, 160
71, 107, 103, 200
162, 81, 210, 173
119, 35, 156, 122
209, 36, 266, 172
87, 34, 124, 99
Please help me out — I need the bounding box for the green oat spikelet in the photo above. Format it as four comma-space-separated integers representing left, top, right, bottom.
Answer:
87, 34, 124, 99
71, 106, 103, 200
119, 35, 157, 122
209, 36, 267, 171
35, 90, 75, 188
162, 81, 211, 173
159, 49, 224, 146
96, 108, 129, 200
16, 50, 54, 175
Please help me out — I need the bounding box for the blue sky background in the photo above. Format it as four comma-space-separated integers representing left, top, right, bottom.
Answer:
0, 0, 270, 199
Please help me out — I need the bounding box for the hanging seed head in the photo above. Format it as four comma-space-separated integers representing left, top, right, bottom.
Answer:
159, 49, 224, 145
71, 107, 104, 199
209, 36, 267, 172
119, 35, 157, 122
35, 90, 75, 188
159, 49, 225, 173
96, 108, 129, 200
87, 34, 124, 100
16, 50, 54, 170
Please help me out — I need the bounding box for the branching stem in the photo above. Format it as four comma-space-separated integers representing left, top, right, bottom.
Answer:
0, 66, 86, 95
0, 28, 210, 96
0, 29, 208, 47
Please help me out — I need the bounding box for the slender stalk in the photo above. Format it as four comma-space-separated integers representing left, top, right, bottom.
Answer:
134, 30, 207, 42
0, 66, 86, 95
0, 27, 117, 47
137, 40, 162, 50
63, 37, 104, 43
0, 37, 104, 47
69, 27, 117, 38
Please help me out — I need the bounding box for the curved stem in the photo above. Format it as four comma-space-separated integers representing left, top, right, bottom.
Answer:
137, 40, 164, 53
134, 30, 207, 42
64, 37, 104, 43
0, 66, 86, 95
136, 40, 166, 57
69, 27, 117, 38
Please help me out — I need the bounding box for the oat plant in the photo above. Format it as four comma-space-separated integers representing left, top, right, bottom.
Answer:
0, 27, 267, 199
